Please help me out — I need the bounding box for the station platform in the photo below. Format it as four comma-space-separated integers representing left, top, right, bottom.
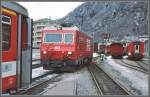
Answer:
41, 73, 77, 95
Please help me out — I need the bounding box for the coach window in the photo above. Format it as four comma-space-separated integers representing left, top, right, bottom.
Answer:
64, 34, 73, 43
2, 15, 11, 51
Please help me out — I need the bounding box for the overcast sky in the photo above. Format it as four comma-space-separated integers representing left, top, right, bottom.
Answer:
18, 2, 84, 21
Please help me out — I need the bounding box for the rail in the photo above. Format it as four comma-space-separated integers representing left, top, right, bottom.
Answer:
117, 60, 148, 74
32, 70, 54, 82
88, 63, 134, 95
87, 66, 103, 96
16, 74, 62, 95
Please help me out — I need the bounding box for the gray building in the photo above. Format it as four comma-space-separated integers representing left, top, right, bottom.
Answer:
32, 18, 59, 48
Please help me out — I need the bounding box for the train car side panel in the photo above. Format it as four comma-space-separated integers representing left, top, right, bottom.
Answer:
2, 8, 18, 93
2, 8, 17, 62
75, 31, 93, 65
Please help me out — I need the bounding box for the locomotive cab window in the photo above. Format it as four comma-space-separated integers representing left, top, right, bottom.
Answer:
64, 33, 73, 43
44, 33, 62, 43
2, 15, 11, 51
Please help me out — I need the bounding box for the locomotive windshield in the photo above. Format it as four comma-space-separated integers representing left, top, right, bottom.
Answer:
64, 33, 73, 43
44, 33, 62, 43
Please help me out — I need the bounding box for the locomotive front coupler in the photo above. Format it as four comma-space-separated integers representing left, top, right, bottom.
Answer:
50, 61, 63, 68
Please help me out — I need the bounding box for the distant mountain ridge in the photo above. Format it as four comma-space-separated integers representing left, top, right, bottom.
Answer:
57, 1, 148, 42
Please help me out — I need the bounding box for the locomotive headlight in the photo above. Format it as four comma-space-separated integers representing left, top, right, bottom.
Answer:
68, 51, 72, 55
43, 51, 47, 54
128, 52, 131, 55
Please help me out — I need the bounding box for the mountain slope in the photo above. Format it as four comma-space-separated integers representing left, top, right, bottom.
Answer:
58, 1, 148, 41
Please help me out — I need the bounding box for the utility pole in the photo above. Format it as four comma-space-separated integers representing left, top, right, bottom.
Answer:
80, 15, 83, 31
75, 15, 83, 31
48, 16, 51, 25
92, 31, 95, 53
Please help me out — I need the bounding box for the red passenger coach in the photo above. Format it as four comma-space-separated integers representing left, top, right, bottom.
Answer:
127, 41, 144, 60
109, 43, 124, 59
40, 27, 93, 71
2, 2, 32, 94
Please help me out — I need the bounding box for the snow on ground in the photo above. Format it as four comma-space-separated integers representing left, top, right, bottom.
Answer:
93, 53, 100, 57
42, 67, 99, 95
32, 60, 40, 65
32, 53, 40, 59
141, 58, 149, 61
95, 56, 148, 95
123, 55, 128, 59
32, 49, 40, 59
32, 67, 50, 78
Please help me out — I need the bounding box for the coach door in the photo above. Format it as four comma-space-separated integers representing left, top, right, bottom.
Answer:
2, 8, 18, 92
17, 15, 32, 88
135, 44, 140, 53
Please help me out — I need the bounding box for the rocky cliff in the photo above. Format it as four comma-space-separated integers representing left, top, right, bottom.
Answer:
58, 1, 148, 42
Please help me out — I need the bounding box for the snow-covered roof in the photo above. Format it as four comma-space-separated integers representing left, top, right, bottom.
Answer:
43, 26, 79, 31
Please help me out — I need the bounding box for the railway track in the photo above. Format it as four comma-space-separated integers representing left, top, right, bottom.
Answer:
87, 65, 103, 96
116, 60, 148, 74
87, 63, 132, 95
16, 74, 62, 95
140, 60, 148, 65
135, 61, 148, 69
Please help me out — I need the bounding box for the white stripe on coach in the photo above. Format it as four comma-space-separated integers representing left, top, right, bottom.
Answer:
2, 61, 16, 78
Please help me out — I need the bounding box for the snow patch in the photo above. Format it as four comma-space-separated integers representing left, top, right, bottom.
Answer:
32, 67, 50, 78
93, 53, 100, 57
97, 57, 148, 95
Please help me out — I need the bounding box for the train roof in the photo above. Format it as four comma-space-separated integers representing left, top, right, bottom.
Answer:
43, 26, 79, 31
43, 26, 92, 39
130, 41, 144, 43
110, 42, 124, 45
2, 2, 28, 16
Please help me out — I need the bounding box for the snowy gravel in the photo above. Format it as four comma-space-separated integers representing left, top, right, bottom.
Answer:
32, 67, 51, 78
93, 53, 100, 57
94, 56, 148, 95
40, 67, 99, 95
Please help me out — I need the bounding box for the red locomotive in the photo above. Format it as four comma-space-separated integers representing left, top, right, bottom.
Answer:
2, 2, 32, 93
109, 43, 125, 58
106, 45, 111, 55
40, 27, 93, 71
127, 41, 144, 60
93, 42, 110, 55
